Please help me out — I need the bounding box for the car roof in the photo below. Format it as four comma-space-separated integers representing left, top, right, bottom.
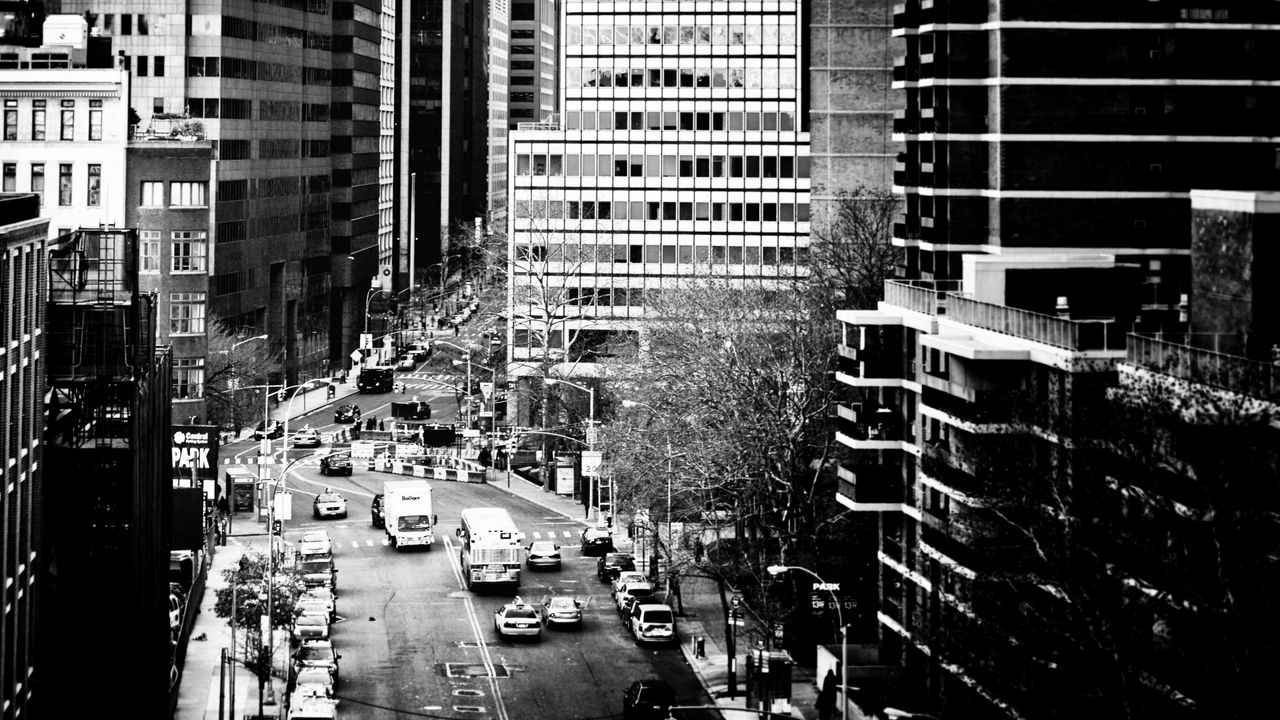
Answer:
547, 596, 577, 605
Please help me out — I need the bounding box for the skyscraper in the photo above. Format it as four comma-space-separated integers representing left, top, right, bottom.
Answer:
507, 1, 811, 386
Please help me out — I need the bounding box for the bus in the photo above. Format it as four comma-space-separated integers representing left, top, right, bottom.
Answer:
456, 507, 524, 589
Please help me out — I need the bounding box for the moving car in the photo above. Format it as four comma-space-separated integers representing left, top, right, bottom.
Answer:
298, 531, 333, 557
312, 490, 348, 517
627, 603, 676, 645
541, 596, 583, 629
370, 493, 385, 528
292, 427, 322, 448
409, 343, 432, 362
333, 404, 361, 424
525, 541, 562, 571
580, 527, 615, 556
291, 613, 330, 643
597, 552, 636, 582
252, 420, 284, 441
493, 597, 542, 640
318, 454, 353, 477
622, 679, 675, 720
396, 354, 416, 370
292, 640, 341, 684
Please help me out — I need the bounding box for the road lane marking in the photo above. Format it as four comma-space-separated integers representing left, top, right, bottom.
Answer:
443, 535, 510, 720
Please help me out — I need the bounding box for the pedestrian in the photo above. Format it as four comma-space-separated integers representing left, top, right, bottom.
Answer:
816, 668, 837, 720
378, 418, 385, 431
454, 324, 460, 337
670, 573, 685, 616
216, 495, 230, 519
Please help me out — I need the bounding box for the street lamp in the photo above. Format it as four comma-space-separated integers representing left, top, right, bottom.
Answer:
620, 399, 682, 593
768, 564, 848, 720
452, 358, 496, 430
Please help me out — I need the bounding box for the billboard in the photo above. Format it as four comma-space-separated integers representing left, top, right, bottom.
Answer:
172, 425, 221, 492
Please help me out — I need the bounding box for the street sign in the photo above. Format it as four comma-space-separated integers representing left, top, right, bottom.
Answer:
350, 350, 362, 364
479, 381, 495, 400
581, 450, 603, 477
360, 333, 372, 350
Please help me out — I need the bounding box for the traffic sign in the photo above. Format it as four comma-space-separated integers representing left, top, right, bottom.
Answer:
581, 450, 603, 477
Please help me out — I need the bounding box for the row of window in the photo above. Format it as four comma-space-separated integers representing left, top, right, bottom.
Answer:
514, 152, 811, 179
2, 99, 104, 142
2, 162, 99, 207
513, 241, 809, 268
568, 65, 796, 91
141, 181, 209, 208
513, 198, 811, 222
185, 56, 331, 84
565, 20, 797, 49
563, 108, 798, 132
141, 233, 209, 274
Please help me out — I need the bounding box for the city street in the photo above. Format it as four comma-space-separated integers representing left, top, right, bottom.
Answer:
218, 372, 714, 720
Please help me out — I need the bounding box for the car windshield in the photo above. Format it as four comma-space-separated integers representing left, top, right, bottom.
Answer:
399, 515, 431, 531
298, 561, 331, 573
295, 669, 332, 685
626, 586, 654, 597
585, 529, 608, 539
296, 615, 326, 627
617, 572, 646, 585
548, 598, 577, 610
530, 542, 557, 554
607, 554, 633, 564
303, 533, 329, 543
297, 645, 334, 661
317, 494, 343, 503
506, 607, 538, 619
641, 609, 674, 624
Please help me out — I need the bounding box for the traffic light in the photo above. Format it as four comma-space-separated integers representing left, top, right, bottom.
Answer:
271, 520, 282, 535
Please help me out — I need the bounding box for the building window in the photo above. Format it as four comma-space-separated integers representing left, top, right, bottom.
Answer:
32, 100, 45, 140
171, 231, 208, 272
89, 100, 102, 140
58, 163, 72, 205
141, 181, 163, 206
60, 105, 74, 140
172, 357, 205, 399
87, 164, 101, 206
170, 292, 207, 335
30, 163, 44, 205
154, 56, 164, 76
169, 182, 207, 207
140, 231, 161, 273
2, 163, 15, 192
3, 102, 16, 140
137, 55, 148, 77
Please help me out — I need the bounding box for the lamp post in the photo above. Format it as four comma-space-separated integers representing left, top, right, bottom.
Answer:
768, 565, 848, 720
620, 399, 681, 589
453, 358, 496, 429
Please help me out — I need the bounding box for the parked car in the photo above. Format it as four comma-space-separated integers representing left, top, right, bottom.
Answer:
298, 531, 332, 557
301, 587, 338, 620
612, 571, 648, 596
622, 679, 675, 720
292, 665, 337, 697
396, 354, 416, 370
597, 552, 636, 582
292, 427, 322, 448
296, 556, 337, 591
292, 640, 340, 685
294, 599, 333, 622
580, 527, 615, 556
291, 613, 330, 643
318, 455, 353, 477
541, 596, 583, 629
493, 597, 542, 640
252, 419, 284, 440
627, 603, 676, 645
371, 493, 385, 528
525, 541, 562, 571
168, 593, 184, 633
616, 580, 656, 613
333, 404, 361, 424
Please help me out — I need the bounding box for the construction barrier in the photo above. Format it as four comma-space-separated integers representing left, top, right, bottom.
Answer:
370, 453, 487, 483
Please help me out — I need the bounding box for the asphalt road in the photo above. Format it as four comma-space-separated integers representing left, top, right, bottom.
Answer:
221, 370, 714, 720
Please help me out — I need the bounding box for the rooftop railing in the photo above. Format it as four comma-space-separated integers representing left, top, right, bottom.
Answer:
1127, 333, 1280, 401
883, 279, 961, 315
946, 294, 1128, 351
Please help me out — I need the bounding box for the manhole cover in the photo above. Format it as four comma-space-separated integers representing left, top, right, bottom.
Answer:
453, 705, 487, 713
453, 689, 484, 697
444, 663, 510, 678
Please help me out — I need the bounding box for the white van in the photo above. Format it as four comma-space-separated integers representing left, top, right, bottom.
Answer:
288, 698, 337, 720
628, 603, 676, 645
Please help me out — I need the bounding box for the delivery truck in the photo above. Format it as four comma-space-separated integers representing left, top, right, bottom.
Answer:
382, 479, 436, 551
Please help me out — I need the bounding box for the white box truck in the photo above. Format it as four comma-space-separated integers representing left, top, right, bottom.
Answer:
382, 479, 436, 551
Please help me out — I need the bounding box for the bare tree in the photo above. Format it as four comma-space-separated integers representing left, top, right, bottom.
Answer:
203, 315, 282, 434
808, 186, 902, 310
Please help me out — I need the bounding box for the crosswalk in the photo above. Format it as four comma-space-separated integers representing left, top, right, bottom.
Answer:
313, 529, 581, 549
396, 372, 463, 392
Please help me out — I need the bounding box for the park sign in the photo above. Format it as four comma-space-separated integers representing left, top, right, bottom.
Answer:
172, 424, 220, 490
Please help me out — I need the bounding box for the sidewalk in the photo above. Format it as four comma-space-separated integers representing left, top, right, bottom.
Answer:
485, 468, 856, 720
174, 529, 290, 720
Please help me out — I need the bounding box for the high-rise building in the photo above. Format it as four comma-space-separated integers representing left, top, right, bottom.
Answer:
0, 193, 49, 720
507, 0, 811, 388
808, 0, 900, 219
506, 0, 557, 129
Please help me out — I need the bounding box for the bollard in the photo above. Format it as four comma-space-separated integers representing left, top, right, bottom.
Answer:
694, 636, 706, 659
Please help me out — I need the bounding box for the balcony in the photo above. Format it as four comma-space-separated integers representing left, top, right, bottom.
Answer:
884, 279, 961, 316
946, 293, 1129, 352
1127, 333, 1280, 402
839, 325, 909, 384
836, 407, 907, 451
837, 463, 905, 508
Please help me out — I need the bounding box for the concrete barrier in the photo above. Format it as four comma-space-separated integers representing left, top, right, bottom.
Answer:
374, 454, 487, 483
